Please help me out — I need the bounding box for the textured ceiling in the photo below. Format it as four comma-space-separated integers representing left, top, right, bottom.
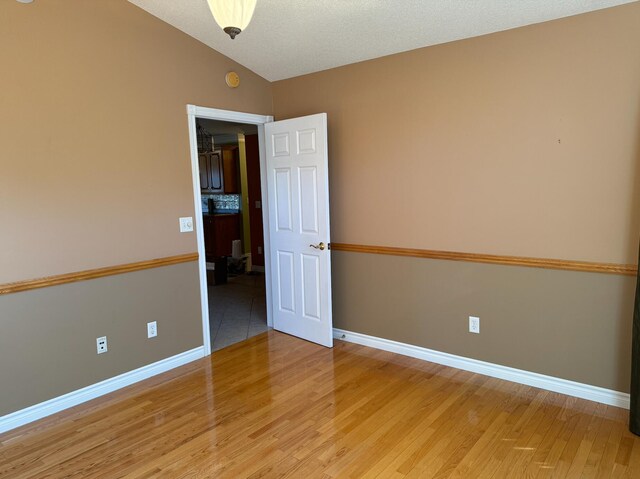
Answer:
128, 0, 637, 81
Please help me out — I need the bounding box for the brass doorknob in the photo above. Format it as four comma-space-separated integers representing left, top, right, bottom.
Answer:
309, 242, 326, 251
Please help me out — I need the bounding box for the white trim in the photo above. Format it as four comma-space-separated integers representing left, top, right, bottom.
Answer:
0, 347, 205, 434
186, 105, 275, 352
333, 329, 630, 409
257, 123, 274, 328
187, 112, 212, 357
187, 105, 272, 125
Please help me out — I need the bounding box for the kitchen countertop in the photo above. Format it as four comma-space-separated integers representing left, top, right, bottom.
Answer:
203, 211, 239, 216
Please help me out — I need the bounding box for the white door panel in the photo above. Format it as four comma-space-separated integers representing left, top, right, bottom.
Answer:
299, 167, 319, 234
276, 250, 295, 313
301, 254, 321, 320
274, 168, 293, 232
265, 113, 332, 347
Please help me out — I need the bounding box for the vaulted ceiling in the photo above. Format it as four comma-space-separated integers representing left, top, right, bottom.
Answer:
129, 0, 637, 81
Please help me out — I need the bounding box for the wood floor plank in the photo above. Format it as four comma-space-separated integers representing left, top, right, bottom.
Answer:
1, 330, 639, 478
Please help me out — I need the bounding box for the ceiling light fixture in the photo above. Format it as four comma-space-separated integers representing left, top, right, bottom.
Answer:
206, 0, 256, 40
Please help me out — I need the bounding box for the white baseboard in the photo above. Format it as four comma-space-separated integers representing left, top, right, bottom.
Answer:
0, 346, 205, 435
333, 329, 629, 409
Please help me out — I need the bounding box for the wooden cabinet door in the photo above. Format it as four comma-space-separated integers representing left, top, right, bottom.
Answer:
202, 215, 216, 261
209, 150, 224, 193
222, 147, 239, 194
213, 214, 241, 257
199, 153, 210, 192
200, 151, 224, 193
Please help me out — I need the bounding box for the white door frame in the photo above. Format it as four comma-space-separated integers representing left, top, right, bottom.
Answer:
186, 104, 274, 356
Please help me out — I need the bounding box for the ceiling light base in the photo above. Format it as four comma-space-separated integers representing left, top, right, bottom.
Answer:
223, 27, 242, 39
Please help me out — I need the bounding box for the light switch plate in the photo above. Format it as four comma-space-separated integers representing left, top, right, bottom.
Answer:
179, 217, 193, 232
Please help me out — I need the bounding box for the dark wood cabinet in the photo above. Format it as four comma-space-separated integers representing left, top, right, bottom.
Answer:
200, 147, 238, 194
202, 215, 216, 261
213, 214, 241, 257
199, 154, 209, 190
222, 146, 239, 194
202, 213, 241, 261
210, 151, 223, 192
200, 150, 224, 193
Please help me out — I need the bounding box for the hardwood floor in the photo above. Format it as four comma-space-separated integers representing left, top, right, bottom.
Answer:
1, 331, 639, 478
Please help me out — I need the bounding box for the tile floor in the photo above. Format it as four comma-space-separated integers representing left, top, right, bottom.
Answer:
208, 272, 269, 351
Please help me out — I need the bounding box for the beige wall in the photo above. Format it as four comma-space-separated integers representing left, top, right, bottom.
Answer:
0, 0, 272, 284
273, 2, 640, 266
272, 3, 640, 392
0, 1, 272, 416
332, 251, 635, 392
0, 262, 202, 416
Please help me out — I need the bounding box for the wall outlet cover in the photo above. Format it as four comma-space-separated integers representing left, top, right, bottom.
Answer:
147, 321, 158, 339
469, 316, 480, 334
97, 336, 108, 354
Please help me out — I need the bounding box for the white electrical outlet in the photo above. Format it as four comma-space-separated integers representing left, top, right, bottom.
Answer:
469, 316, 480, 334
257, 246, 262, 255
179, 217, 193, 232
147, 321, 158, 339
96, 336, 108, 354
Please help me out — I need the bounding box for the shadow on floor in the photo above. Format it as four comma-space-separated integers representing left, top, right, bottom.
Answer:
208, 272, 270, 351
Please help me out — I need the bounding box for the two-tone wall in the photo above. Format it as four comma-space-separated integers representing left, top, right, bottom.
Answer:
273, 2, 640, 392
0, 1, 272, 416
2, 0, 639, 421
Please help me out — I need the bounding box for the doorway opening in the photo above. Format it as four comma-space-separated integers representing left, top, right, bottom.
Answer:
188, 106, 333, 355
187, 105, 274, 356
197, 119, 268, 351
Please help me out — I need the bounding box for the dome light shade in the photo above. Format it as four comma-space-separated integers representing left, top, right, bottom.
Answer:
206, 0, 257, 40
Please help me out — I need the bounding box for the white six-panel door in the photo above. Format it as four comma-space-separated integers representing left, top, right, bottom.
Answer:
265, 113, 333, 347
